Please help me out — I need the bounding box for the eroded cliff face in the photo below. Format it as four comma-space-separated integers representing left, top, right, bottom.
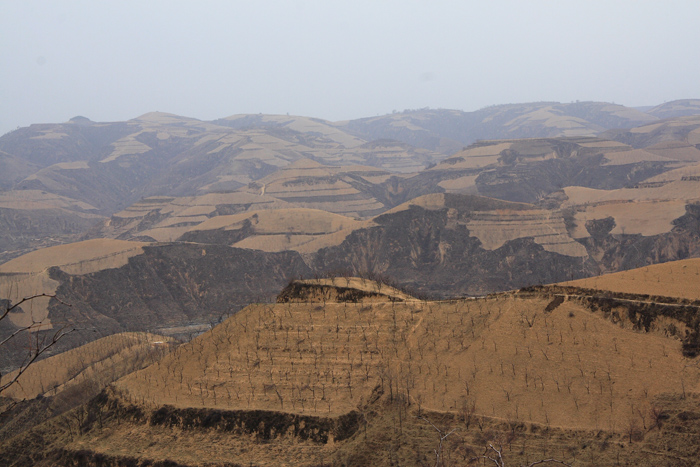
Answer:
580, 203, 700, 273
313, 201, 700, 298
312, 207, 587, 297
0, 243, 311, 373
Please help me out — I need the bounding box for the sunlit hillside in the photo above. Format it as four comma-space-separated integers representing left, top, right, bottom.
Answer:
117, 280, 699, 432
564, 257, 700, 301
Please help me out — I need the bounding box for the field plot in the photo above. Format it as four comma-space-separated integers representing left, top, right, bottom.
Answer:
564, 257, 700, 301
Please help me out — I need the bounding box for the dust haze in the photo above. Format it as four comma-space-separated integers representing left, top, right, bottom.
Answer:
2, 0, 699, 134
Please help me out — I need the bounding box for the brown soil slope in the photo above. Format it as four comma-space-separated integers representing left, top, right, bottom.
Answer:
0, 332, 175, 447
563, 257, 700, 301
117, 286, 699, 433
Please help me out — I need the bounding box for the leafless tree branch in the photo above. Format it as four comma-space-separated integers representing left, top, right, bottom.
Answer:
471, 443, 572, 467
526, 459, 573, 467
0, 293, 73, 395
419, 415, 457, 467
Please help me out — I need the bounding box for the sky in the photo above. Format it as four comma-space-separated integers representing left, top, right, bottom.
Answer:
1, 0, 699, 135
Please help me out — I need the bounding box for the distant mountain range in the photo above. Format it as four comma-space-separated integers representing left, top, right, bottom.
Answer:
1, 99, 698, 261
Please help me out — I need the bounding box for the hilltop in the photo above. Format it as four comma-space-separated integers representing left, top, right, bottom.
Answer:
341, 101, 659, 153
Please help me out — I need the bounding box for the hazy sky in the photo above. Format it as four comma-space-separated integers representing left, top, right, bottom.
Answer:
1, 0, 699, 135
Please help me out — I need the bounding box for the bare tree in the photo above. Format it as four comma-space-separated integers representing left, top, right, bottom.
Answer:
0, 293, 74, 395
420, 415, 457, 467
649, 406, 667, 431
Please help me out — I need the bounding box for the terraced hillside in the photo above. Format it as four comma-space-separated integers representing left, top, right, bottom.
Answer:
563, 257, 700, 301
4, 189, 700, 382
602, 115, 700, 149
3, 100, 698, 263
180, 209, 370, 256
3, 103, 700, 393
235, 158, 391, 217
5, 266, 700, 466
117, 286, 698, 430
0, 112, 443, 261
0, 190, 105, 264
646, 99, 700, 120
88, 192, 295, 242
413, 136, 685, 203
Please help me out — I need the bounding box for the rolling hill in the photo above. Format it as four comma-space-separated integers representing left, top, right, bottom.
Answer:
646, 99, 700, 120
341, 101, 659, 153
3, 186, 700, 380
412, 136, 685, 204
1, 100, 698, 265
602, 114, 700, 149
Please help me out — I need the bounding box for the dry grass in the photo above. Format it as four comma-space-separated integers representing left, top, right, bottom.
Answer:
236, 159, 387, 217
67, 417, 338, 467
437, 175, 479, 193
383, 193, 585, 256
646, 141, 700, 162
690, 127, 700, 145
0, 189, 101, 213
106, 192, 294, 241
382, 193, 457, 215
563, 258, 700, 301
172, 208, 372, 253
233, 225, 370, 254
645, 161, 700, 183
9, 271, 700, 467
502, 106, 594, 136
562, 180, 700, 208
223, 114, 366, 148
194, 208, 361, 235
100, 133, 152, 163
